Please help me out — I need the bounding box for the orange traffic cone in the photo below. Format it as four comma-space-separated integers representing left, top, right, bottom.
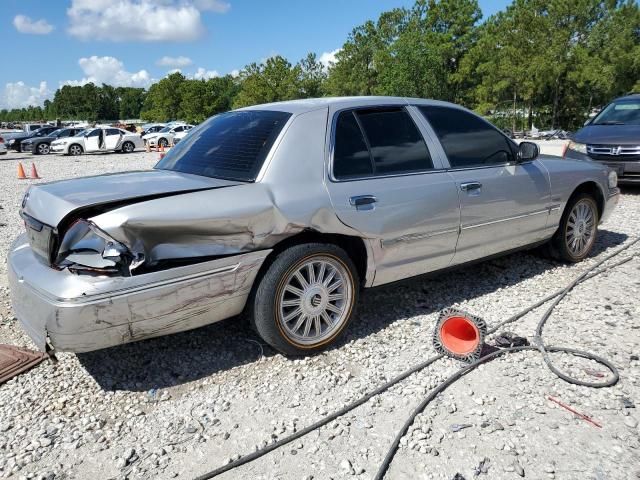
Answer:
17, 162, 27, 180
159, 143, 165, 153
30, 163, 41, 179
432, 308, 487, 363
145, 142, 150, 153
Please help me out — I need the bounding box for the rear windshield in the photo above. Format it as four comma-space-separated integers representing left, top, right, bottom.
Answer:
155, 110, 291, 182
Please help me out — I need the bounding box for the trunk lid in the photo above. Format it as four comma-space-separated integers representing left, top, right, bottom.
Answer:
22, 169, 241, 228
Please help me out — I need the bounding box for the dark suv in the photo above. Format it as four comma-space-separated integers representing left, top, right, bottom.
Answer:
565, 93, 640, 185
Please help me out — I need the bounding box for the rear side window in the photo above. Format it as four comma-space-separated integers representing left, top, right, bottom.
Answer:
106, 128, 121, 135
155, 110, 291, 182
333, 112, 373, 178
419, 106, 515, 168
333, 107, 433, 180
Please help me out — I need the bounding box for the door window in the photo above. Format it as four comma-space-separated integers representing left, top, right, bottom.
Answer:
333, 107, 433, 180
106, 128, 121, 136
419, 106, 515, 168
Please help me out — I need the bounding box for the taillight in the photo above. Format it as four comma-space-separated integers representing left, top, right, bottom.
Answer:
0, 137, 4, 144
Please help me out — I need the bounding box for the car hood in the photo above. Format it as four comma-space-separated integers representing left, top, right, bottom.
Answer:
572, 124, 640, 145
22, 169, 241, 228
24, 135, 55, 144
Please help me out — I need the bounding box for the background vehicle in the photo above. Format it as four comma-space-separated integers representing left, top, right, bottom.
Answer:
0, 137, 6, 155
140, 123, 165, 137
9, 97, 618, 356
565, 93, 640, 185
50, 127, 143, 155
6, 126, 59, 152
1, 123, 48, 143
143, 124, 193, 148
171, 129, 192, 145
21, 127, 85, 155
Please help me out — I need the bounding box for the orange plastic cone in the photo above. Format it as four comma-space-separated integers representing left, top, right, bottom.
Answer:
17, 162, 27, 180
433, 308, 487, 363
159, 143, 165, 153
145, 142, 150, 153
30, 163, 41, 179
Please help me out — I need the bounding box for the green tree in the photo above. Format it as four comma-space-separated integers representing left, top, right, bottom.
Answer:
117, 87, 146, 119
233, 56, 302, 108
141, 72, 186, 121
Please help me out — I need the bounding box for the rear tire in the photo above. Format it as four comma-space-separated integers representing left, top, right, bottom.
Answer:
249, 243, 359, 356
550, 193, 599, 262
121, 141, 135, 153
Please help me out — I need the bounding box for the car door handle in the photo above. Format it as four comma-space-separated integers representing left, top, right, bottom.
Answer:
460, 182, 482, 192
349, 195, 377, 211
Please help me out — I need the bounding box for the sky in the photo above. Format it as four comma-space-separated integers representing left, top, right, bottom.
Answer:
0, 0, 511, 110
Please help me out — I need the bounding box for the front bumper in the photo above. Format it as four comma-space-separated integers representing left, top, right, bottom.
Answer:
50, 144, 66, 153
601, 188, 619, 224
8, 234, 270, 353
21, 143, 34, 153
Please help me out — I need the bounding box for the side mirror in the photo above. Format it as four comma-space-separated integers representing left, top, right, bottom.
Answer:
518, 141, 539, 162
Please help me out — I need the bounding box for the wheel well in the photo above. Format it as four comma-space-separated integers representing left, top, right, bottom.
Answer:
260, 231, 369, 287
569, 181, 604, 219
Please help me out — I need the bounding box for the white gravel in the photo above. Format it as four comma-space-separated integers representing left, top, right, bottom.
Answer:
0, 150, 639, 480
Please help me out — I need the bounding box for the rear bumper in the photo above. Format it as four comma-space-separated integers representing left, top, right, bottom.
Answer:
8, 234, 270, 353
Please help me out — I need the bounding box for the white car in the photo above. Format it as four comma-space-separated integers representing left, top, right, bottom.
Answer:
50, 127, 144, 155
171, 129, 193, 145
143, 124, 194, 148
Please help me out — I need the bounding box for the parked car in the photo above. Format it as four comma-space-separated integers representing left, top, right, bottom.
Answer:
9, 97, 619, 355
21, 127, 85, 155
565, 92, 640, 185
140, 123, 165, 137
50, 127, 144, 155
2, 123, 47, 142
0, 137, 6, 155
171, 129, 191, 145
6, 126, 59, 152
143, 124, 193, 148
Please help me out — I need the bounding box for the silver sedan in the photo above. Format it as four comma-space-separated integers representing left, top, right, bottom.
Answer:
8, 97, 619, 355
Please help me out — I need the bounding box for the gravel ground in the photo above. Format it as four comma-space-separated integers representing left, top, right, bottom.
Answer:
0, 150, 639, 480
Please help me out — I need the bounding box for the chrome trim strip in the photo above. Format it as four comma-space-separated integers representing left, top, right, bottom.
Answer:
382, 228, 459, 247
461, 209, 549, 231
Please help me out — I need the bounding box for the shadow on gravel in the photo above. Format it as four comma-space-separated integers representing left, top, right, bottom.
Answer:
77, 228, 628, 392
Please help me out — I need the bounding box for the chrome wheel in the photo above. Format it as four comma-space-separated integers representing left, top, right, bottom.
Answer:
123, 142, 134, 153
565, 199, 596, 257
37, 143, 49, 154
277, 256, 353, 346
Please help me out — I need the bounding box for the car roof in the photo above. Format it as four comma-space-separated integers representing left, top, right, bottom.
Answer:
236, 96, 467, 115
613, 93, 640, 102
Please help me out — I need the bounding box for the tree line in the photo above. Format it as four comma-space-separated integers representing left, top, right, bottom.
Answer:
1, 0, 638, 130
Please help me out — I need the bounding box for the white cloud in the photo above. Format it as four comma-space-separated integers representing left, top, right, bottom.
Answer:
67, 0, 228, 42
229, 69, 240, 78
166, 69, 182, 75
0, 81, 51, 109
319, 49, 340, 69
63, 56, 152, 88
157, 56, 193, 67
13, 15, 54, 35
194, 0, 230, 13
193, 67, 219, 80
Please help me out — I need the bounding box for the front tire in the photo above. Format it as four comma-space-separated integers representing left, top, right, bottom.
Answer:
249, 243, 359, 356
551, 193, 599, 262
158, 138, 168, 148
36, 143, 50, 155
68, 144, 83, 156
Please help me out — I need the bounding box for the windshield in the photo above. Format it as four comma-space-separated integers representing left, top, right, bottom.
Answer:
592, 98, 640, 126
155, 110, 291, 182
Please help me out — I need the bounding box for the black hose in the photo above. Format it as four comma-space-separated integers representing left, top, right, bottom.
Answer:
195, 238, 638, 480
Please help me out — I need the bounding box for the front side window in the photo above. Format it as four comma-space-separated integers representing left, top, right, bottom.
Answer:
155, 110, 291, 182
86, 129, 100, 137
333, 107, 433, 180
419, 106, 515, 168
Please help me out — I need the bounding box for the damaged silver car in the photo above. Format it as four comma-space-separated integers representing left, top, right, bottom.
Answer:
8, 97, 619, 355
